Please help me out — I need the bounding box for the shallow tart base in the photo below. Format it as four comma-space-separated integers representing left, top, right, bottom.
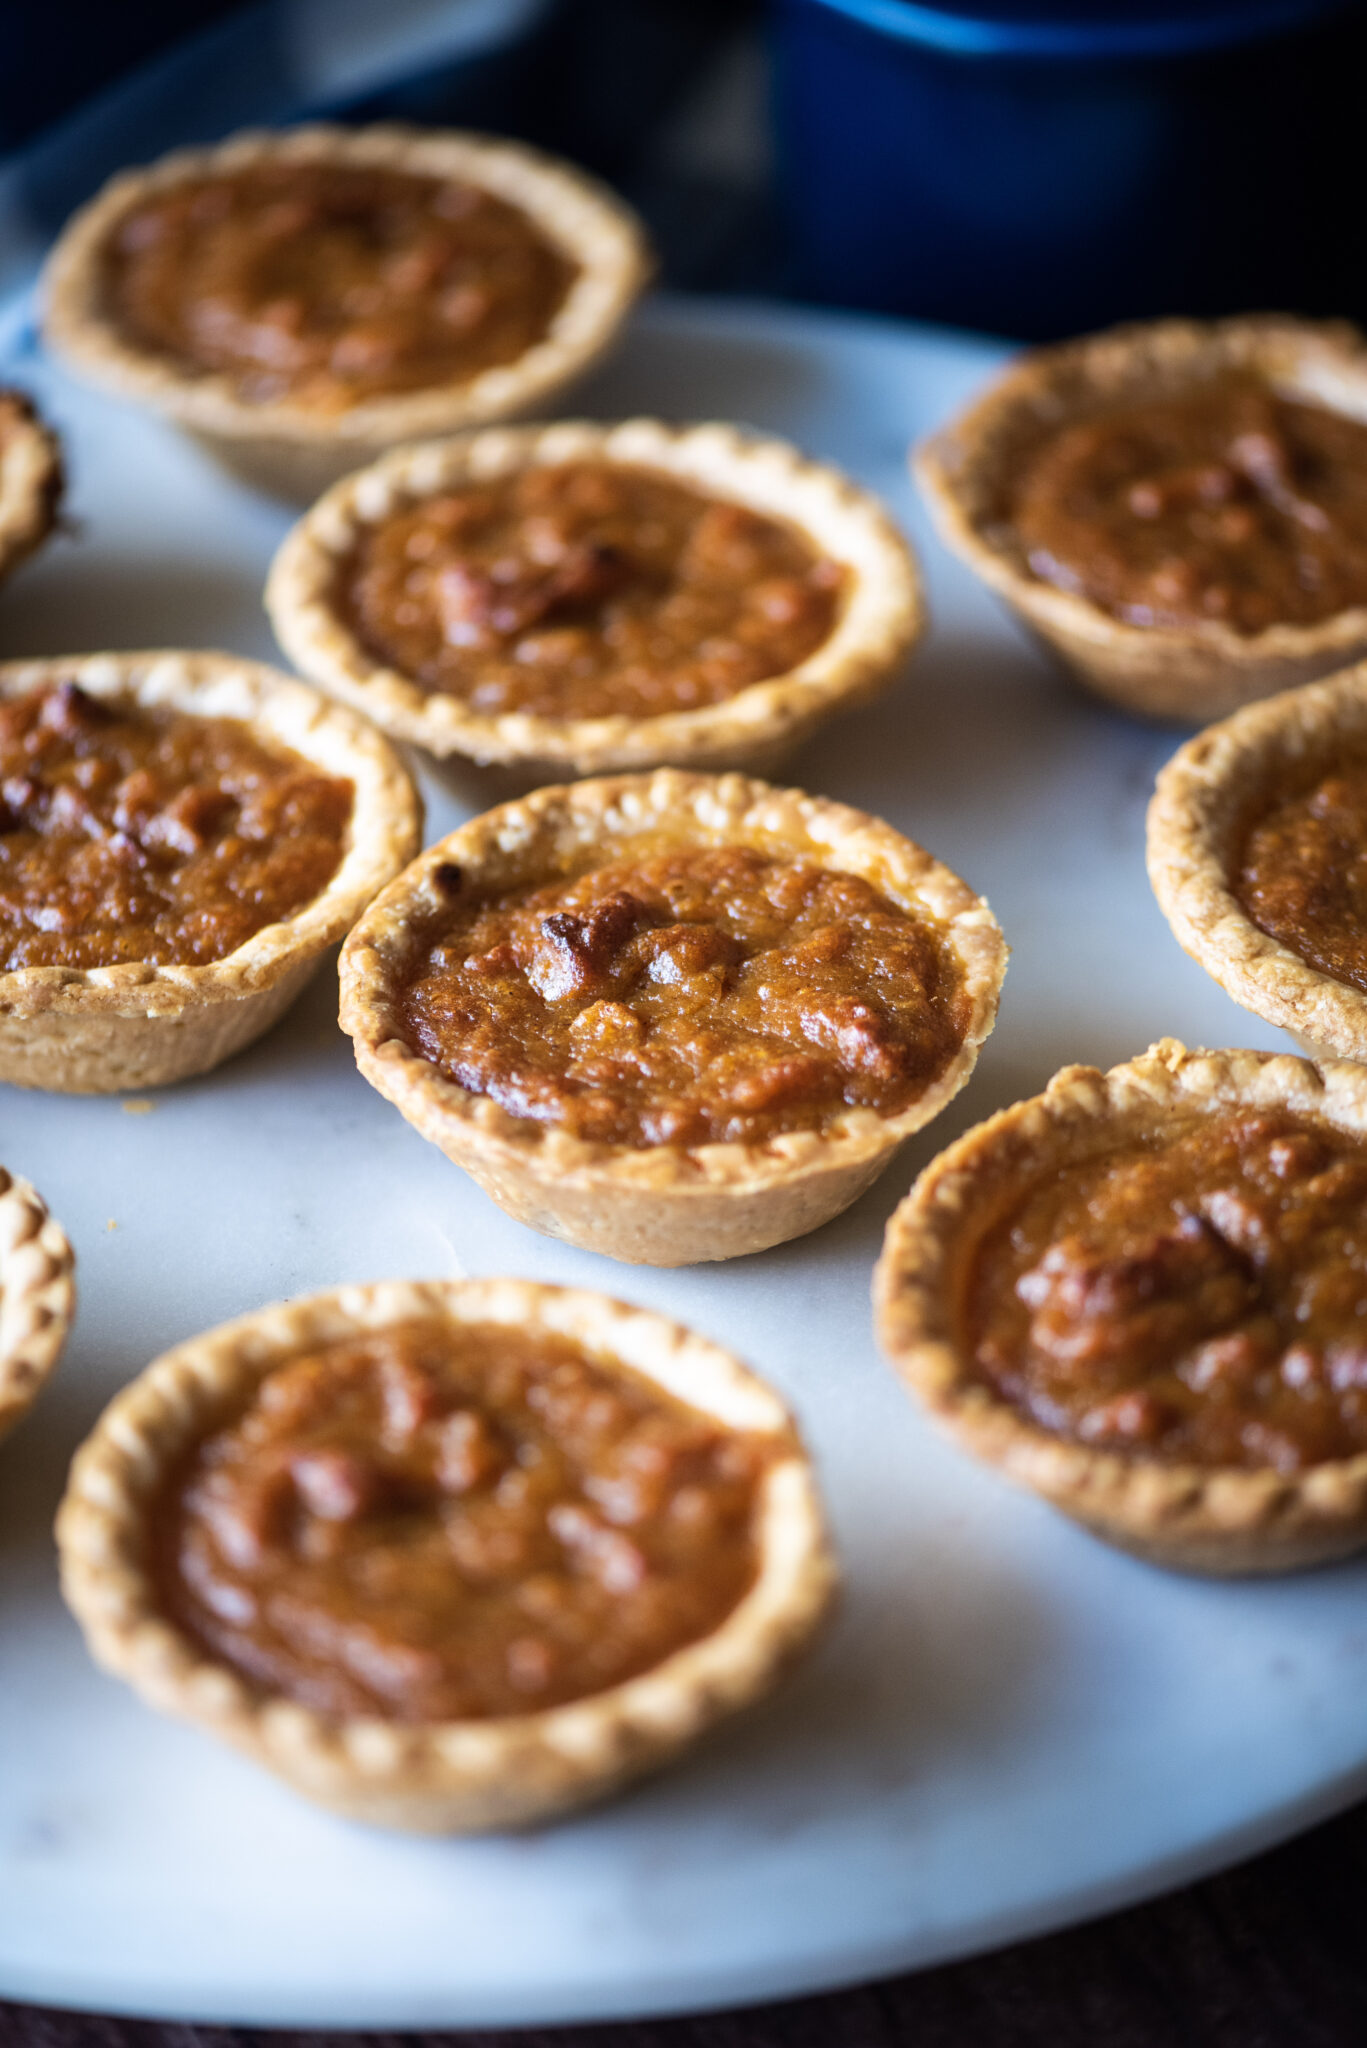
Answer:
338, 769, 1007, 1266
874, 1040, 1367, 1576
0, 389, 63, 590
0, 1167, 74, 1442
56, 1277, 836, 1834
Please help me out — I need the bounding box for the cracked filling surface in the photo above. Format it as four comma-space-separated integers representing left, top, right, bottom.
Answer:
969, 1107, 1367, 1470
398, 841, 969, 1148
341, 461, 846, 721
155, 1317, 771, 1721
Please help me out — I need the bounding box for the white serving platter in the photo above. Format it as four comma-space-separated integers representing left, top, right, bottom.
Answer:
1, 292, 1364, 2031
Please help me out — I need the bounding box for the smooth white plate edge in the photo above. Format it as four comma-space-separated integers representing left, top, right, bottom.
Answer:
1, 290, 1365, 2029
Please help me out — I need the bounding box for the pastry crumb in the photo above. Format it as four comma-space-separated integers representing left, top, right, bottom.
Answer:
122, 1098, 155, 1115
106, 1219, 118, 1232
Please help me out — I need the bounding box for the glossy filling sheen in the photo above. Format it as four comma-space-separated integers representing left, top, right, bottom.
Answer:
400, 842, 968, 1148
156, 1318, 770, 1721
0, 681, 352, 969
1236, 757, 1367, 993
342, 462, 846, 721
969, 1108, 1367, 1470
104, 163, 576, 410
1009, 372, 1367, 633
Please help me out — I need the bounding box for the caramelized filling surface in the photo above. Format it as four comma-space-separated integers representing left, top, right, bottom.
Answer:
969, 1107, 1367, 1470
1010, 372, 1367, 633
342, 462, 846, 721
1235, 756, 1367, 992
156, 1318, 770, 1721
0, 681, 352, 969
105, 163, 576, 410
400, 841, 968, 1147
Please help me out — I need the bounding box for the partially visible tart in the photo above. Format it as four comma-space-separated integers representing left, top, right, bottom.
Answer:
1148, 660, 1367, 1061
0, 1168, 73, 1443
0, 389, 63, 589
916, 316, 1367, 723
42, 125, 651, 499
266, 419, 923, 778
0, 650, 420, 1091
57, 1277, 836, 1832
339, 770, 1006, 1265
875, 1040, 1367, 1574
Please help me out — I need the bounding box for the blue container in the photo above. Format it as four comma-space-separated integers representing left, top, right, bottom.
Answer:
771, 0, 1367, 338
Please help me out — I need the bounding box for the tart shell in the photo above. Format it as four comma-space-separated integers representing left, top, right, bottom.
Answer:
42, 124, 652, 501
0, 650, 421, 1092
56, 1276, 837, 1833
0, 391, 63, 590
1147, 660, 1367, 1062
0, 1167, 74, 1443
266, 417, 924, 779
915, 316, 1367, 724
338, 769, 1006, 1266
874, 1039, 1367, 1575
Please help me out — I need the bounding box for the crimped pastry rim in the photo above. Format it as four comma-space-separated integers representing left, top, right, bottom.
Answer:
915, 315, 1367, 668
0, 389, 63, 584
874, 1039, 1367, 1562
338, 768, 1008, 1199
0, 1168, 74, 1442
41, 123, 651, 448
1147, 661, 1367, 1058
265, 417, 924, 770
56, 1277, 837, 1830
0, 649, 422, 1016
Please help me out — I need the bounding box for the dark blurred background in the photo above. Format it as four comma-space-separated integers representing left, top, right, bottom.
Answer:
6, 0, 1367, 340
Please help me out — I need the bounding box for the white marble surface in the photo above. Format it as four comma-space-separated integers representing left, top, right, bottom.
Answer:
0, 295, 1364, 2029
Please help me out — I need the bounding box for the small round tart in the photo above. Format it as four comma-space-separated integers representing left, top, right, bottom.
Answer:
915, 316, 1367, 723
42, 124, 651, 499
57, 1277, 835, 1833
0, 1168, 74, 1443
1147, 661, 1367, 1062
339, 770, 1006, 1266
875, 1040, 1367, 1575
266, 419, 923, 778
0, 390, 63, 590
0, 650, 420, 1092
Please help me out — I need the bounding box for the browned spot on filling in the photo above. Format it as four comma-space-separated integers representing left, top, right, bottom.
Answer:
341, 462, 846, 721
154, 1318, 772, 1721
399, 841, 968, 1147
1009, 372, 1367, 633
969, 1107, 1367, 1470
0, 680, 352, 969
1235, 756, 1367, 993
104, 163, 577, 410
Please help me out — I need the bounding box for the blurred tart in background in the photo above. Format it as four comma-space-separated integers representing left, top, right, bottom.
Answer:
0, 1168, 73, 1444
0, 390, 62, 590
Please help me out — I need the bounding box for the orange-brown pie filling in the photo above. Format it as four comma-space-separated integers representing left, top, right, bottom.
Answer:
400, 841, 969, 1147
103, 163, 577, 410
0, 680, 352, 969
1009, 372, 1367, 633
969, 1107, 1367, 1471
1234, 757, 1367, 993
341, 462, 846, 720
154, 1317, 771, 1721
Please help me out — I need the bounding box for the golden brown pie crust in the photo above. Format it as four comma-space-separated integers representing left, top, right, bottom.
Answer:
0, 650, 421, 1092
0, 391, 63, 590
42, 124, 652, 500
874, 1039, 1367, 1574
56, 1276, 837, 1833
0, 1167, 74, 1443
266, 417, 924, 779
1147, 660, 1367, 1061
915, 316, 1367, 723
338, 769, 1007, 1266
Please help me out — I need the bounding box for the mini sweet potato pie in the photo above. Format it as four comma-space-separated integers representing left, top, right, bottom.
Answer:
875, 1041, 1367, 1575
0, 389, 63, 591
57, 1277, 836, 1832
0, 1167, 74, 1444
42, 124, 650, 498
338, 771, 1007, 1265
265, 418, 922, 778
916, 316, 1367, 724
0, 651, 419, 1092
1148, 660, 1367, 1064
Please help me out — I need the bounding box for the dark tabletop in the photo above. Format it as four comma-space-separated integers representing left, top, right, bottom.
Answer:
5, 1794, 1367, 2048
